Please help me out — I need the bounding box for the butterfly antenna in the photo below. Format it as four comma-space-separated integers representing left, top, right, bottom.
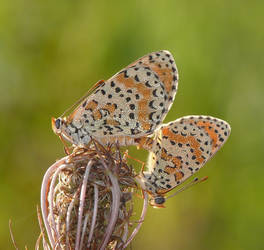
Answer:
60, 80, 105, 117
166, 176, 208, 201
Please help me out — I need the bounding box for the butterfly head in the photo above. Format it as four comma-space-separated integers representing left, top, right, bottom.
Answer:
149, 195, 166, 208
52, 117, 64, 134
51, 117, 72, 143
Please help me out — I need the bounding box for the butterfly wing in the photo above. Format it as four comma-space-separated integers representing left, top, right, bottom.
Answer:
127, 50, 178, 109
66, 50, 178, 145
140, 115, 231, 195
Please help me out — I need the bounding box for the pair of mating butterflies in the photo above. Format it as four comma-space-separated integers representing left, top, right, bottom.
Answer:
52, 50, 231, 207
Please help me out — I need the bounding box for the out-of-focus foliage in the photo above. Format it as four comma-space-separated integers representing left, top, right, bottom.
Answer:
0, 0, 263, 249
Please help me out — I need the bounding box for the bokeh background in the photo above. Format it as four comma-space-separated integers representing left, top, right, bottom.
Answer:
1, 0, 264, 249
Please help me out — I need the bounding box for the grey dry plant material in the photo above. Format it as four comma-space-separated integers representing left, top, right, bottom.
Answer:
40, 143, 148, 249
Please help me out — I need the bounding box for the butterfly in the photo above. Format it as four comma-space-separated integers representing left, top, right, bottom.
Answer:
52, 50, 178, 149
135, 115, 231, 207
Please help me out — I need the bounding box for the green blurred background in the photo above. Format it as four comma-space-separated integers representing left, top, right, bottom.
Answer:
1, 0, 263, 249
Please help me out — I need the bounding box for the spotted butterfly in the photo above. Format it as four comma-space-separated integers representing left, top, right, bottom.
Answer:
136, 115, 231, 207
52, 50, 178, 148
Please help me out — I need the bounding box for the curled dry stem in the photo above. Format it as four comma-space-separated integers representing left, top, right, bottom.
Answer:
40, 142, 147, 249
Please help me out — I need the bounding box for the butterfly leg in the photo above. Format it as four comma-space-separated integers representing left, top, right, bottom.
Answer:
58, 134, 72, 155
123, 150, 145, 173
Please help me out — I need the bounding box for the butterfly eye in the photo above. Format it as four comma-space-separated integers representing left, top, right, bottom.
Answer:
55, 118, 61, 129
154, 196, 165, 205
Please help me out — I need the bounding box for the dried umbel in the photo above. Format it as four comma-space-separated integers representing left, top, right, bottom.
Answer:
40, 143, 148, 249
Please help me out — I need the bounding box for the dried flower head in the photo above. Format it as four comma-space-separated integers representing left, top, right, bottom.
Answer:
40, 142, 148, 249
